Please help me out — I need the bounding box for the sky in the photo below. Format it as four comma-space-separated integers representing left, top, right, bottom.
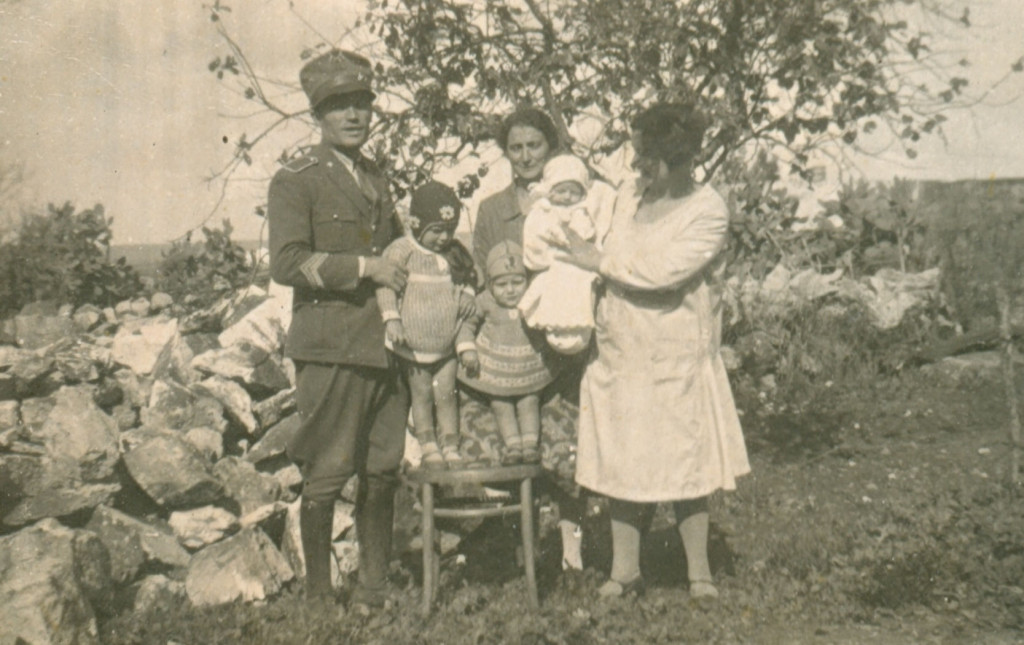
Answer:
0, 0, 1022, 246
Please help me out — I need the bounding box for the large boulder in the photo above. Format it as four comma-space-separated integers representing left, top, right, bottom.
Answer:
191, 343, 290, 398
4, 480, 121, 528
140, 379, 226, 434
30, 386, 120, 482
122, 434, 225, 509
217, 287, 290, 356
184, 527, 293, 606
112, 368, 152, 410
150, 330, 201, 386
132, 574, 186, 614
195, 376, 257, 435
0, 518, 113, 645
244, 413, 300, 464
252, 389, 296, 431
8, 351, 59, 399
86, 505, 190, 584
110, 317, 179, 376
212, 457, 282, 516
168, 506, 239, 549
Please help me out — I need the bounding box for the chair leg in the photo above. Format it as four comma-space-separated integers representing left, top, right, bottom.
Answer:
421, 482, 436, 616
520, 476, 539, 609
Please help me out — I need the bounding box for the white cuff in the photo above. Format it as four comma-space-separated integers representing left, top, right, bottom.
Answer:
456, 342, 477, 354
358, 256, 366, 278
381, 310, 401, 322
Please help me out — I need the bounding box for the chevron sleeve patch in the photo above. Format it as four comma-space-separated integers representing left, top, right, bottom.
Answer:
299, 252, 329, 288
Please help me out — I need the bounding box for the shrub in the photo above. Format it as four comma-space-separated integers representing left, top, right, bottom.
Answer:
0, 202, 142, 316
155, 219, 255, 311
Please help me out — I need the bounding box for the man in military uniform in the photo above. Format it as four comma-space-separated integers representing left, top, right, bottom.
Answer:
268, 49, 409, 610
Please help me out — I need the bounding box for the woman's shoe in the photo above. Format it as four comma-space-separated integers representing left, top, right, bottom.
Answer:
597, 575, 645, 599
689, 579, 719, 606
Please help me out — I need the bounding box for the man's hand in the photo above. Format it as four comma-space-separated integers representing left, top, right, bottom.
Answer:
460, 350, 480, 378
365, 257, 408, 291
385, 319, 407, 346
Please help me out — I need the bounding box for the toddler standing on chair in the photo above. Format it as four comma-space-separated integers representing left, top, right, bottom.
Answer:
377, 181, 478, 469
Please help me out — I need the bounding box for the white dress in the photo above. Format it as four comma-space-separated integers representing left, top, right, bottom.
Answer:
574, 182, 750, 501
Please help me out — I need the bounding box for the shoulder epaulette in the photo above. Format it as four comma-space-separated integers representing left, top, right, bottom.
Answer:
283, 156, 319, 173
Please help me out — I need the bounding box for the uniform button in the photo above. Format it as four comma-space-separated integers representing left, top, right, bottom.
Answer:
327, 161, 333, 167
312, 298, 319, 304
333, 214, 339, 220
372, 247, 379, 253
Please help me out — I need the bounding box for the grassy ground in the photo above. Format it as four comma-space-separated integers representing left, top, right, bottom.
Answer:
100, 367, 1024, 644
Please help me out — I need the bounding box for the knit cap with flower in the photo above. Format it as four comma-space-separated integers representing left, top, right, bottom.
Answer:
408, 180, 462, 242
538, 154, 591, 197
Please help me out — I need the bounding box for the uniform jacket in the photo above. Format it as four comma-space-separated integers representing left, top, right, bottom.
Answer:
268, 140, 401, 368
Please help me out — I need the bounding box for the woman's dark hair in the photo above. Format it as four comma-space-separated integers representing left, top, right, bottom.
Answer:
630, 103, 708, 169
442, 240, 478, 289
496, 107, 561, 152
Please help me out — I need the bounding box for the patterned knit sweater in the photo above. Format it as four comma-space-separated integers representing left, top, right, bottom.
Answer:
377, 236, 475, 364
456, 291, 554, 397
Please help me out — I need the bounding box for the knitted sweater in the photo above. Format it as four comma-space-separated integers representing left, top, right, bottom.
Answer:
456, 291, 554, 397
377, 236, 474, 363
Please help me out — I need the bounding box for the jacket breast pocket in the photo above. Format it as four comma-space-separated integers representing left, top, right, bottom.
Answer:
312, 209, 370, 253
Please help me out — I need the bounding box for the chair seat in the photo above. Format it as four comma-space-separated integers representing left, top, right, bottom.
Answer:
406, 463, 544, 486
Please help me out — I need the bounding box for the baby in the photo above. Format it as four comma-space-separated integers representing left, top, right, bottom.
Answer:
517, 154, 610, 355
458, 241, 554, 464
377, 181, 478, 469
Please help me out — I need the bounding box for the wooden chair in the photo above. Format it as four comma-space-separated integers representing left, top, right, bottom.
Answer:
405, 463, 544, 616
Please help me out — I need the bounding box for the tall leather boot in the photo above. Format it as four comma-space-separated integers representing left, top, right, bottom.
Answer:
299, 496, 335, 599
351, 474, 396, 608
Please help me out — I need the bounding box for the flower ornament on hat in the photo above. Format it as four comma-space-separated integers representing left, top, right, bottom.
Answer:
486, 241, 526, 281
538, 154, 591, 196
408, 181, 462, 241
300, 49, 375, 109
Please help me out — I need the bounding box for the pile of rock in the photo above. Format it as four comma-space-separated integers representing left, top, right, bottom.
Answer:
0, 285, 376, 644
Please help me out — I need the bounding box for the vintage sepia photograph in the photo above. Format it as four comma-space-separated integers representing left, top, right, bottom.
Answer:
1, 1, 1022, 642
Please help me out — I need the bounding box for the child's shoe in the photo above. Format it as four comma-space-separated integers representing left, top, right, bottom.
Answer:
420, 442, 446, 470
441, 444, 463, 469
501, 446, 523, 465
521, 445, 540, 464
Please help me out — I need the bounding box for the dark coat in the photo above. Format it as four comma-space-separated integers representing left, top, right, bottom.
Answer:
268, 141, 401, 368
472, 184, 524, 283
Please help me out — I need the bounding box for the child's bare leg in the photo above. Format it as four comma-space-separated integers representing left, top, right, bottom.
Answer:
406, 362, 442, 467
490, 397, 523, 464
516, 394, 541, 462
431, 357, 461, 465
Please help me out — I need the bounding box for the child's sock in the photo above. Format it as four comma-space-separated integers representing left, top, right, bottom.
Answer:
439, 432, 462, 464
521, 431, 540, 462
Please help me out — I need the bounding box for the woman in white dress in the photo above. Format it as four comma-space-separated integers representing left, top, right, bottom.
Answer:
553, 102, 750, 601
